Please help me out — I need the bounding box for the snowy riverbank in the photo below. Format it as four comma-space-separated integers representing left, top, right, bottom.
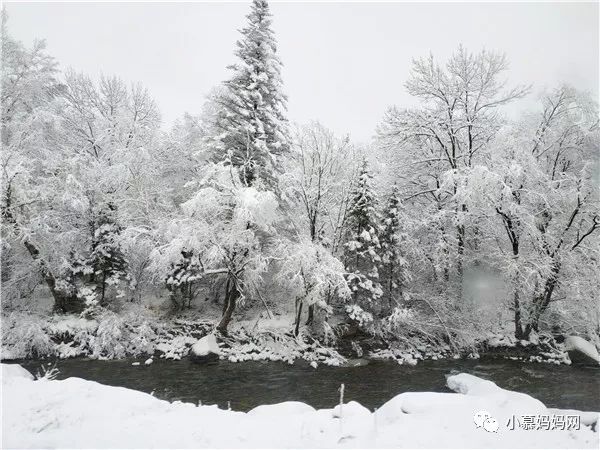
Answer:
2, 363, 598, 448
2, 311, 579, 368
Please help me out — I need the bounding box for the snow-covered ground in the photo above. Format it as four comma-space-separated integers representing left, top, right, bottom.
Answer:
2, 363, 598, 448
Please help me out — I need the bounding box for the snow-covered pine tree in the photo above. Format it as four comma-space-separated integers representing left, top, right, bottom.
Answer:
68, 203, 129, 311
379, 184, 408, 310
165, 249, 202, 311
209, 0, 289, 189
88, 205, 128, 305
344, 158, 383, 308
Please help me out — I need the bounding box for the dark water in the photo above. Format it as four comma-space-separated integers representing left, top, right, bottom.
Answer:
16, 357, 600, 412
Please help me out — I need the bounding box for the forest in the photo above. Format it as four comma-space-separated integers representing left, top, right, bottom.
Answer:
2, 0, 599, 364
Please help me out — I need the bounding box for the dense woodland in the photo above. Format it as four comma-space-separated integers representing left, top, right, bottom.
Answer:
2, 1, 599, 356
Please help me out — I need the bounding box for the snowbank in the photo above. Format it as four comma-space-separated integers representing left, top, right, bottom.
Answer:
2, 364, 597, 448
1, 363, 34, 384
565, 336, 600, 366
548, 408, 599, 429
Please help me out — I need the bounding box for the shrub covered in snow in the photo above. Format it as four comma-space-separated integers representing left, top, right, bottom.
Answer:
346, 304, 373, 328
1, 313, 55, 359
1, 308, 164, 361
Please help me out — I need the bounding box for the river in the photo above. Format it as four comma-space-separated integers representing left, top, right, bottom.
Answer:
16, 357, 599, 412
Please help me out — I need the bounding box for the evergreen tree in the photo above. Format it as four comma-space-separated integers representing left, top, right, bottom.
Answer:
209, 0, 289, 188
165, 249, 202, 311
344, 158, 383, 306
88, 205, 128, 305
69, 204, 129, 310
380, 184, 408, 309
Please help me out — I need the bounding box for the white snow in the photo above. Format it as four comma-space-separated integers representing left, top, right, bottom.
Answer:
548, 408, 599, 428
2, 364, 597, 448
191, 333, 221, 357
1, 363, 34, 385
144, 358, 153, 365
155, 335, 198, 360
248, 401, 315, 417
446, 372, 504, 396
446, 372, 547, 417
564, 336, 600, 365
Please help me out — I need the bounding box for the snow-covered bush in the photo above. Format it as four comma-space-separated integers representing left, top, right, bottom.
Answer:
81, 311, 160, 359
128, 320, 159, 356
386, 306, 414, 326
84, 312, 128, 359
346, 304, 374, 329
1, 313, 55, 359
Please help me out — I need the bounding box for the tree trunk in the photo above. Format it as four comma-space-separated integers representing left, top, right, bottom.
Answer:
510, 243, 524, 340
22, 239, 77, 313
523, 260, 560, 339
100, 270, 107, 305
305, 304, 314, 326
439, 225, 450, 283
456, 220, 466, 302
3, 187, 78, 312
513, 289, 525, 340
294, 299, 304, 336
456, 223, 465, 280
222, 277, 231, 315
497, 208, 522, 340
217, 277, 240, 334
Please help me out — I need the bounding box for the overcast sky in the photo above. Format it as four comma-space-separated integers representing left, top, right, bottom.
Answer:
5, 1, 599, 141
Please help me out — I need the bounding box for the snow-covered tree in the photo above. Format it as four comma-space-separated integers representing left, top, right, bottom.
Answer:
452, 85, 599, 339
1, 15, 66, 310
379, 185, 408, 309
208, 0, 289, 189
280, 122, 363, 325
282, 122, 359, 249
277, 239, 350, 335
158, 93, 226, 209
344, 159, 383, 310
377, 46, 529, 295
496, 87, 599, 339
1, 21, 162, 312
163, 249, 203, 311
150, 163, 280, 332
3, 4, 599, 358
43, 72, 161, 311
78, 204, 129, 306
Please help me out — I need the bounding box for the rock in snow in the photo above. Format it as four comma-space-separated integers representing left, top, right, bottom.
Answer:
565, 335, 600, 366
190, 334, 220, 362
1, 363, 598, 448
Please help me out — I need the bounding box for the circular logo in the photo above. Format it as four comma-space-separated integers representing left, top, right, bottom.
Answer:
474, 410, 492, 428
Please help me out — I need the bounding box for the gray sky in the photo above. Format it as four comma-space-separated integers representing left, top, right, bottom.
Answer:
5, 1, 599, 141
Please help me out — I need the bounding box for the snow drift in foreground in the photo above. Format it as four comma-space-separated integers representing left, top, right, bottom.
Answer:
2, 364, 597, 449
